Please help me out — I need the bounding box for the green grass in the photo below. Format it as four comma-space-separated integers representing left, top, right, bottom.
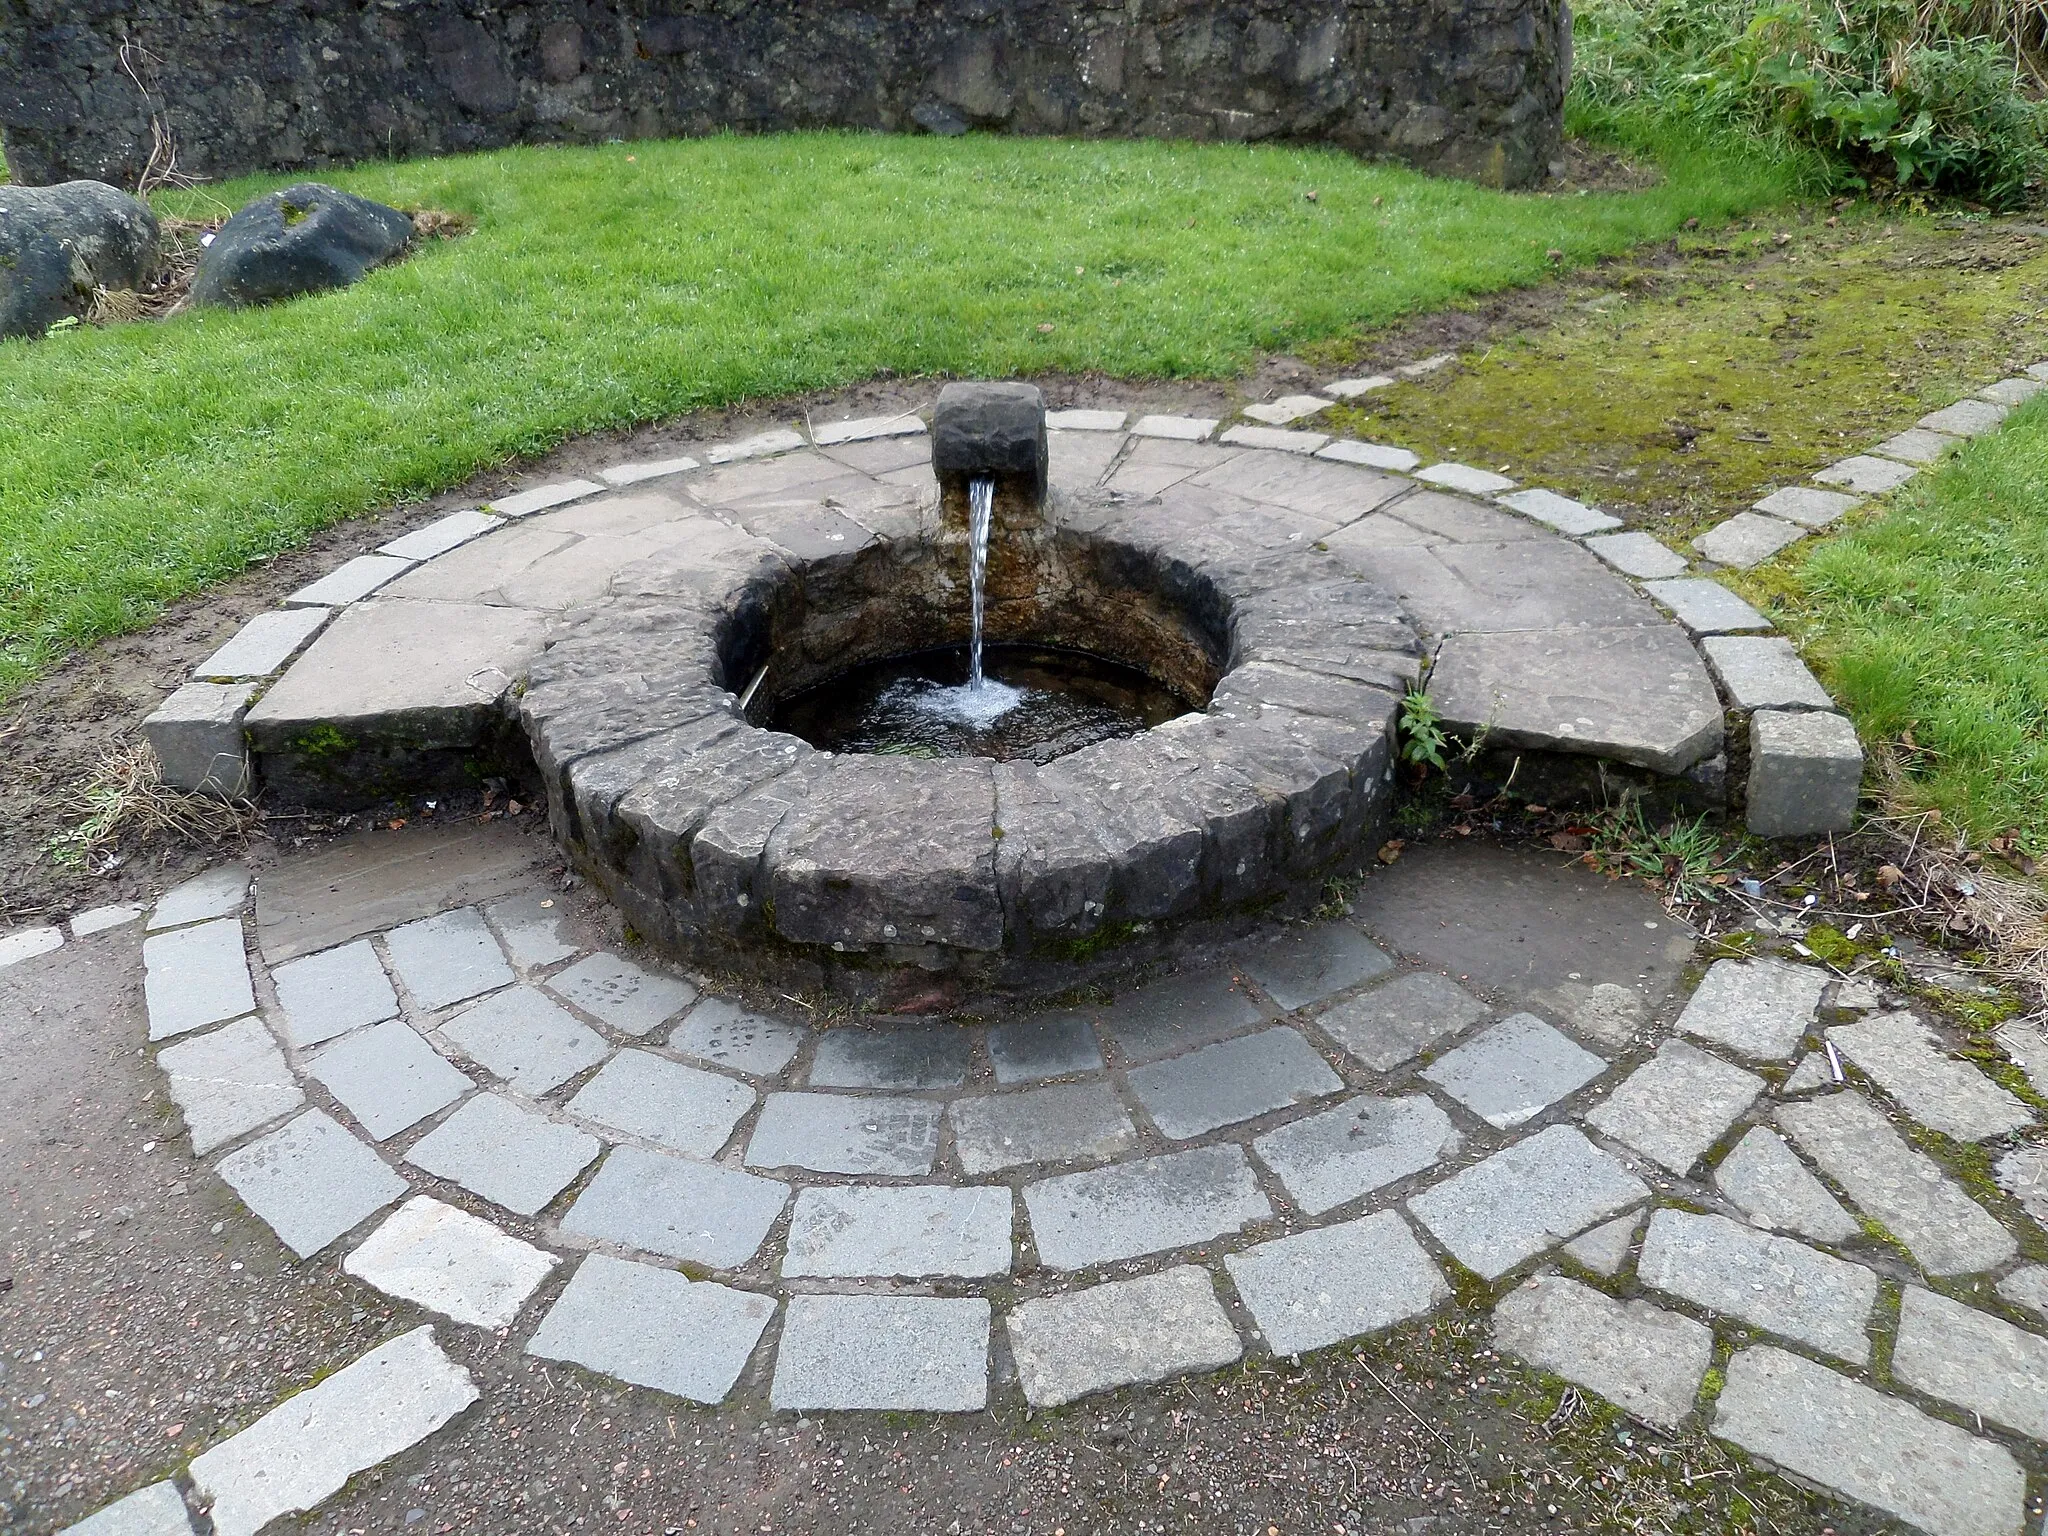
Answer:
0, 131, 1796, 698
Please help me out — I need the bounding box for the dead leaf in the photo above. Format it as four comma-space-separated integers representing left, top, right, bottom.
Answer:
1877, 864, 1905, 889
1376, 840, 1405, 865
1548, 832, 1588, 852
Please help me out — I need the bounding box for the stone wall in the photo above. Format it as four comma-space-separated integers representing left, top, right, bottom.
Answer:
0, 0, 1568, 192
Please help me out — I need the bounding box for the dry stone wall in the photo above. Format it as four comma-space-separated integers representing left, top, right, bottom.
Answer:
0, 0, 1567, 190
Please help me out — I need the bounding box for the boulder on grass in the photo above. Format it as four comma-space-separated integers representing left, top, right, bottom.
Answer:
0, 180, 160, 340
192, 182, 413, 308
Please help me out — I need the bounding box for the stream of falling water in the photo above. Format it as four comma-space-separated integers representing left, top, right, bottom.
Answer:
968, 476, 994, 690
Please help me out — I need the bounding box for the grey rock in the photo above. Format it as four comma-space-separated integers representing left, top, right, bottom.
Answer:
1253, 1094, 1461, 1215
1415, 462, 1515, 495
1407, 1126, 1649, 1280
54, 1480, 195, 1536
770, 1295, 989, 1412
158, 1017, 302, 1155
307, 1019, 474, 1141
1778, 1093, 2017, 1274
192, 608, 330, 681
1496, 488, 1622, 536
526, 1253, 775, 1404
1639, 1209, 1876, 1364
1420, 1012, 1608, 1130
1641, 578, 1773, 635
1584, 1039, 1762, 1175
559, 1145, 788, 1268
483, 892, 580, 968
383, 907, 514, 1012
215, 1109, 407, 1258
1024, 1145, 1272, 1269
1555, 981, 1647, 1050
1918, 397, 2008, 437
1700, 636, 1835, 711
809, 1021, 973, 1089
1993, 1019, 2048, 1097
1996, 1145, 2048, 1229
1893, 1285, 2048, 1441
1494, 1274, 1711, 1430
988, 1011, 1104, 1083
272, 939, 398, 1047
1813, 455, 1917, 494
142, 681, 257, 796
1129, 1027, 1344, 1139
1099, 969, 1267, 1063
1226, 1210, 1449, 1356
1748, 709, 1863, 837
744, 1092, 942, 1175
1676, 958, 1825, 1060
192, 182, 412, 307
1561, 1210, 1640, 1276
149, 865, 252, 929
949, 1081, 1136, 1174
1827, 1011, 2029, 1141
1583, 531, 1688, 579
1692, 512, 1805, 569
0, 180, 159, 340
1310, 972, 1487, 1071
669, 998, 806, 1077
1995, 1263, 2048, 1319
1006, 1267, 1242, 1407
1872, 427, 1961, 465
1978, 376, 2045, 406
342, 1195, 558, 1328
1713, 1127, 1860, 1243
782, 1184, 1013, 1278
438, 985, 611, 1095
1751, 485, 1860, 528
547, 951, 696, 1036
564, 1050, 753, 1157
1239, 922, 1394, 1010
143, 918, 255, 1042
405, 1092, 600, 1216
1714, 1345, 2025, 1536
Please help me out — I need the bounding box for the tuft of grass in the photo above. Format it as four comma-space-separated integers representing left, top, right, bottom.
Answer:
41, 740, 254, 870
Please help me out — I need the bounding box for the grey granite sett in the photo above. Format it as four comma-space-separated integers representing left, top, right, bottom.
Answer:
1700, 635, 1835, 711
1814, 454, 1918, 494
1129, 414, 1218, 441
782, 1184, 1013, 1278
547, 951, 697, 1036
150, 864, 251, 927
343, 1195, 558, 1328
1325, 375, 1395, 398
1893, 1285, 2048, 1442
0, 925, 61, 968
158, 1017, 303, 1155
988, 1011, 1104, 1083
1254, 1094, 1461, 1215
193, 607, 330, 681
439, 986, 611, 1095
308, 1018, 473, 1141
286, 554, 413, 608
1640, 1208, 1876, 1364
1129, 1027, 1344, 1139
771, 1295, 989, 1412
1872, 427, 1961, 465
1919, 397, 2008, 437
54, 1480, 195, 1536
1024, 1145, 1272, 1269
1496, 487, 1622, 536
1226, 1210, 1448, 1357
405, 1092, 600, 1216
482, 892, 579, 968
565, 1050, 754, 1157
70, 903, 142, 938
383, 907, 514, 1012
1713, 1127, 1860, 1244
527, 1253, 775, 1404
670, 998, 806, 1077
1006, 1267, 1242, 1407
1311, 971, 1487, 1072
378, 508, 504, 561
1980, 375, 2046, 406
1406, 1126, 1649, 1281
1641, 578, 1773, 635
949, 1081, 1136, 1174
1692, 512, 1804, 568
1242, 394, 1334, 425
1677, 957, 1827, 1060
1780, 1051, 1836, 1095
809, 1021, 972, 1089
560, 1144, 788, 1268
1420, 1012, 1607, 1130
1318, 439, 1419, 472
704, 427, 807, 463
1494, 1274, 1711, 1431
216, 1108, 407, 1259
1748, 709, 1863, 837
1416, 462, 1515, 495
272, 939, 398, 1047
1752, 486, 1860, 529
1998, 1145, 2048, 1229
1219, 424, 1329, 453
1562, 1210, 1641, 1276
597, 456, 701, 488
1585, 1039, 1762, 1175
811, 412, 925, 445
1583, 531, 1688, 579
1715, 1345, 2026, 1536
1045, 407, 1128, 431
1826, 1011, 2029, 1141
487, 479, 604, 516
744, 1092, 942, 1175
1239, 922, 1394, 1010
1098, 968, 1267, 1064
1997, 1264, 2048, 1319
142, 680, 256, 797
143, 918, 255, 1042
1778, 1093, 2017, 1275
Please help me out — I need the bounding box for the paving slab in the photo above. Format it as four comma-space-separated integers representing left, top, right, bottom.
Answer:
216, 1108, 407, 1258
143, 918, 255, 1041
405, 1092, 601, 1216
1700, 635, 1836, 711
487, 479, 604, 516
1639, 1209, 1875, 1364
1584, 1039, 1762, 1174
439, 985, 611, 1094
596, 456, 701, 487
546, 950, 696, 1036
481, 891, 579, 968
1381, 489, 1544, 544
344, 1195, 558, 1327
70, 903, 142, 938
1778, 1092, 2017, 1274
1341, 533, 1658, 638
668, 998, 806, 1077
188, 1325, 475, 1536
1692, 512, 1804, 568
1562, 1210, 1640, 1276
1006, 1267, 1242, 1407
987, 1011, 1104, 1083
1752, 485, 1861, 529
1407, 1126, 1649, 1281
782, 1185, 1013, 1278
1190, 449, 1404, 523
158, 1017, 302, 1155
286, 553, 413, 607
308, 1019, 474, 1140
1024, 1145, 1272, 1269
564, 1050, 754, 1157
1712, 1126, 1860, 1243
1415, 462, 1515, 495
383, 907, 514, 1012
1325, 375, 1395, 398
526, 1253, 775, 1403
1310, 971, 1487, 1071
1238, 922, 1394, 1010
808, 1021, 973, 1089
1128, 1026, 1344, 1139
770, 1295, 989, 1412
1493, 1274, 1711, 1430
1219, 424, 1329, 453
1317, 439, 1419, 471
949, 1081, 1136, 1174
1919, 397, 2008, 437
560, 1144, 788, 1267
1748, 708, 1863, 837
1714, 1345, 2025, 1536
271, 939, 399, 1047
810, 411, 924, 445
1496, 487, 1622, 536
1253, 1094, 1462, 1215
153, 867, 253, 929
55, 1480, 195, 1536
744, 1091, 942, 1175
1826, 1011, 2030, 1141
376, 508, 503, 561
1675, 957, 1826, 1060
1813, 454, 1918, 494
1241, 394, 1333, 425
1872, 426, 1961, 465
1044, 407, 1128, 431
1893, 1285, 2048, 1441
1583, 531, 1689, 579
1129, 414, 1218, 441
1420, 1012, 1608, 1130
704, 427, 807, 463
1641, 577, 1773, 635
1098, 968, 1267, 1063
1226, 1210, 1448, 1357
192, 608, 330, 681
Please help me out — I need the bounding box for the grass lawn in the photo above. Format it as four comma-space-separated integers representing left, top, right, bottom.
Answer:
0, 130, 1792, 698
